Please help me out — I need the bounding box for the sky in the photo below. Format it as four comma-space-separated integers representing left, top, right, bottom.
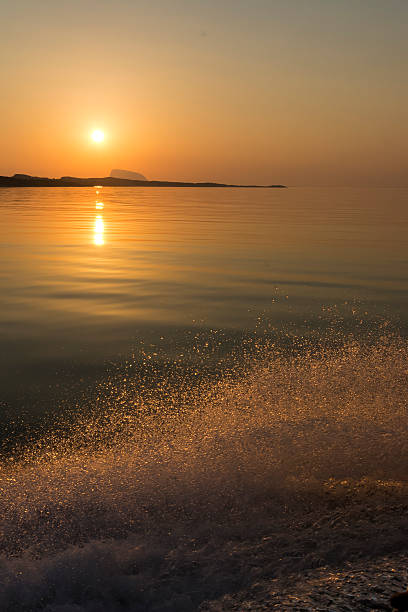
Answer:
0, 0, 407, 186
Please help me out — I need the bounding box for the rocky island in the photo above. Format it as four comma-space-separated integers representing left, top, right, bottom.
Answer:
0, 173, 287, 188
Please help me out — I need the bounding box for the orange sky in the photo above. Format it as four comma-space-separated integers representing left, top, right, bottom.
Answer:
1, 0, 407, 185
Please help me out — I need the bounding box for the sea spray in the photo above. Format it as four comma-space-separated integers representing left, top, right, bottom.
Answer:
1, 333, 408, 611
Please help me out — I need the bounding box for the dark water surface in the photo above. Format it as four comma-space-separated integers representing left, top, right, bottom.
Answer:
0, 186, 407, 419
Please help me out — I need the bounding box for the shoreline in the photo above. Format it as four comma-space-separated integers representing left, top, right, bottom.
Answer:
0, 176, 287, 189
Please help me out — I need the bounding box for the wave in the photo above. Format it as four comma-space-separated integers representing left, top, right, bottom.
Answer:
1, 334, 408, 610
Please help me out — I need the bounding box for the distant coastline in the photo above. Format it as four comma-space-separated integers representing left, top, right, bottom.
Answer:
0, 175, 287, 189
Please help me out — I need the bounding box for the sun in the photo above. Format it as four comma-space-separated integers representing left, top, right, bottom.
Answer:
91, 129, 104, 143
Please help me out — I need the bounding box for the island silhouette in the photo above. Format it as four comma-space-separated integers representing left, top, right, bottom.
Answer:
0, 172, 287, 188
110, 168, 148, 181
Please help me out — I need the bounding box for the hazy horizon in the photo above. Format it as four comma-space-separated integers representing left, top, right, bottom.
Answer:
4, 170, 408, 188
1, 0, 407, 186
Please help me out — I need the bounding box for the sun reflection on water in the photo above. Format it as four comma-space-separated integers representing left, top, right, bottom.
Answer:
94, 215, 104, 246
93, 186, 105, 245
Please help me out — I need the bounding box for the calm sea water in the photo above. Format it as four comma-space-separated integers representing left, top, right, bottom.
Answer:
1, 186, 408, 609
0, 186, 407, 420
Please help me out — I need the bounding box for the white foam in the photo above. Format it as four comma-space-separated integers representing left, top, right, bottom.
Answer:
1, 337, 407, 610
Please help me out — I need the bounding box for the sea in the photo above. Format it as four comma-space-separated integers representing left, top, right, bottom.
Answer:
0, 186, 407, 610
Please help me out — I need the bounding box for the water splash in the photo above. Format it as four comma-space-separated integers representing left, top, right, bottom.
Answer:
1, 332, 407, 611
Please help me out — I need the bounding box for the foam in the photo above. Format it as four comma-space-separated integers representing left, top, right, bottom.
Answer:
1, 336, 407, 610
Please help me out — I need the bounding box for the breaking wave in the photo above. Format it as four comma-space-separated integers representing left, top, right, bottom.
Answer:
1, 332, 408, 611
